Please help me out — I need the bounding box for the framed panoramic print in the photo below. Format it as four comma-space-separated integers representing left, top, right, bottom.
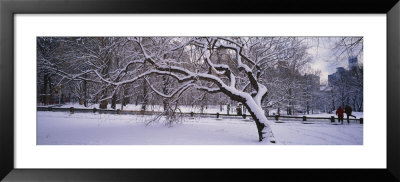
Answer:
1, 0, 400, 181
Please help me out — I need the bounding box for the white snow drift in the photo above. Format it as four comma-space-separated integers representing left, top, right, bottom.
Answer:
37, 111, 363, 145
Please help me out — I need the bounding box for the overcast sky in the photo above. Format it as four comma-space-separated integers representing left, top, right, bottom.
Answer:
306, 37, 363, 84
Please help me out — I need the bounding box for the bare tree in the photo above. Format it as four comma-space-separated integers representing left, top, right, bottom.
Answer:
38, 37, 316, 143
332, 37, 363, 58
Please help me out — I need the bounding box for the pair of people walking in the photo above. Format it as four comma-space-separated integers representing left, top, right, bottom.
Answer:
336, 105, 356, 124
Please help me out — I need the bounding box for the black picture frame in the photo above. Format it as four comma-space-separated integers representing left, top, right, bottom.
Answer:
1, 0, 399, 181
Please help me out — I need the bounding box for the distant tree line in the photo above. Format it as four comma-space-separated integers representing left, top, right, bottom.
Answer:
37, 37, 363, 114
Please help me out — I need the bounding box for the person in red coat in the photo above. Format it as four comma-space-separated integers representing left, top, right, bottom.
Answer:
336, 106, 345, 124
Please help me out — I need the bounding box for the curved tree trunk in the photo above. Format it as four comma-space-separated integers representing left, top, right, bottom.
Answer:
220, 86, 275, 143
243, 99, 276, 143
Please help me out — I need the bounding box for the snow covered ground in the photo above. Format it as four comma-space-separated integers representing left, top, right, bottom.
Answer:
302, 112, 364, 118
37, 111, 363, 145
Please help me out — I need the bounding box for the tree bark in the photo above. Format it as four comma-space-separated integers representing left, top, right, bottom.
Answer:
42, 74, 48, 104
100, 89, 108, 109
83, 79, 88, 107
111, 93, 117, 109
243, 99, 275, 143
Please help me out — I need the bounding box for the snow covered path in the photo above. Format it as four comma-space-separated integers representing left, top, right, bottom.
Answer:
271, 121, 363, 145
37, 111, 363, 145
